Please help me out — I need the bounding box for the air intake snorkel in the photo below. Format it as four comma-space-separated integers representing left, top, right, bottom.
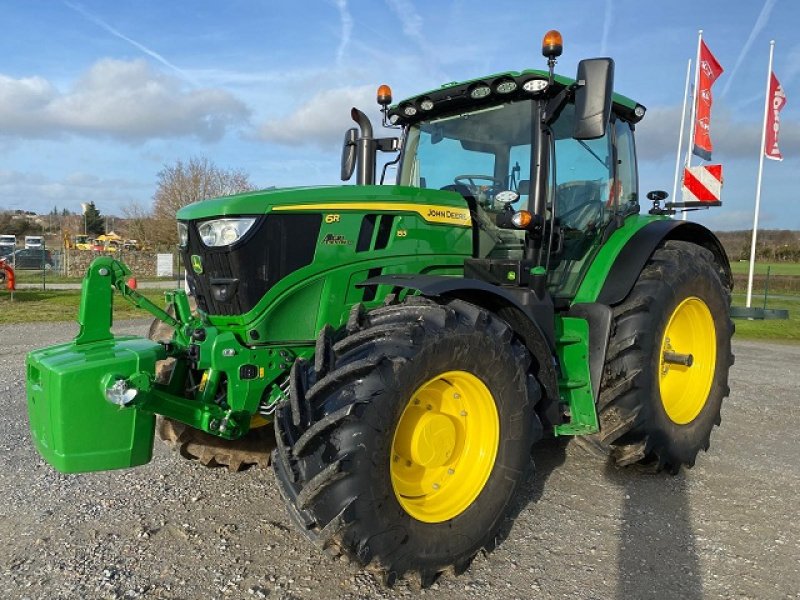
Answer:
341, 88, 400, 185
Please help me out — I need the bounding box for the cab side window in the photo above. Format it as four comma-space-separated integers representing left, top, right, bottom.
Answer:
614, 120, 638, 211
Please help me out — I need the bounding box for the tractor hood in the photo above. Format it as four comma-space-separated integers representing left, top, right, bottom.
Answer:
176, 185, 469, 221
176, 184, 473, 319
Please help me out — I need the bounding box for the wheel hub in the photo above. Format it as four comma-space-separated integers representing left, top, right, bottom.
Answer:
659, 296, 717, 425
409, 413, 457, 468
390, 370, 499, 523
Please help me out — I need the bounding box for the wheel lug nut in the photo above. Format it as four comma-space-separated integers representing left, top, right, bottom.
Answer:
460, 410, 467, 417
426, 404, 432, 411
448, 469, 455, 475
453, 393, 461, 399
406, 460, 412, 467
432, 483, 440, 490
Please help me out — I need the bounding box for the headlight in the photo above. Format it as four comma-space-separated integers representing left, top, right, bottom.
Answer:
197, 218, 256, 247
177, 222, 189, 247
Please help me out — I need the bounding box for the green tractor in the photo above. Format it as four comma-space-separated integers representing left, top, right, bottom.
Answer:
26, 31, 733, 585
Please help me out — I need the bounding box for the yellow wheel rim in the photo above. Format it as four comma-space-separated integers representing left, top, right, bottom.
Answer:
659, 296, 717, 425
390, 370, 499, 523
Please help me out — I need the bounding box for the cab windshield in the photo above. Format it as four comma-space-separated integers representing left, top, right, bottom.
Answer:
398, 101, 534, 259
399, 100, 534, 209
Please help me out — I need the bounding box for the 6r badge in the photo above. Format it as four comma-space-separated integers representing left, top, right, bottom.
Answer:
191, 255, 203, 274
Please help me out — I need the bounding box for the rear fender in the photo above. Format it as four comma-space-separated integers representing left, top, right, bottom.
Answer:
593, 220, 732, 307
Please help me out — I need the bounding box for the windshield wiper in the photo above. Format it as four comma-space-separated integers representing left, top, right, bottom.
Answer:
576, 139, 607, 168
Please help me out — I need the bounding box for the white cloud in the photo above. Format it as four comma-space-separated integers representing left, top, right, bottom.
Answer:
720, 0, 777, 98
64, 1, 194, 84
257, 84, 383, 148
386, 0, 424, 43
0, 168, 147, 215
783, 43, 800, 85
0, 59, 249, 142
334, 0, 353, 66
636, 104, 800, 161
600, 0, 613, 56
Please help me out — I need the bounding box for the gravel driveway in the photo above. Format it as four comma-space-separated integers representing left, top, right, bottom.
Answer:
1, 320, 798, 599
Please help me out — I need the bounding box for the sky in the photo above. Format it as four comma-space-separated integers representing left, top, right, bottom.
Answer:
0, 0, 798, 231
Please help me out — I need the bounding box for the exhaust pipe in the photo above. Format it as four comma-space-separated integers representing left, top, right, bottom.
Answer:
351, 108, 376, 185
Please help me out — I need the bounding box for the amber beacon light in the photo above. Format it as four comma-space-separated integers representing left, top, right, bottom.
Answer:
377, 84, 392, 107
542, 30, 563, 59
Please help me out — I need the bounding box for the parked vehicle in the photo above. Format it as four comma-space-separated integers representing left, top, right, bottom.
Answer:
6, 248, 54, 269
0, 234, 16, 258
24, 235, 44, 249
65, 234, 94, 251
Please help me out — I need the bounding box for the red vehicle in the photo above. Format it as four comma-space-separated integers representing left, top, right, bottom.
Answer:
0, 258, 15, 290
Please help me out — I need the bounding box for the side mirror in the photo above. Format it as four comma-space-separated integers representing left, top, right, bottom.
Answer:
341, 127, 358, 181
573, 58, 614, 140
647, 190, 669, 202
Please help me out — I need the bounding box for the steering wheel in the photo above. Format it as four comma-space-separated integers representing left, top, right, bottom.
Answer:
454, 175, 505, 195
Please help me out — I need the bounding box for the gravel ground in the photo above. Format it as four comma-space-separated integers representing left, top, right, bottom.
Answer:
1, 320, 798, 599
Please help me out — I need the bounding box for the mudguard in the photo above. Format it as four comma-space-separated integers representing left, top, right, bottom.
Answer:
594, 219, 732, 306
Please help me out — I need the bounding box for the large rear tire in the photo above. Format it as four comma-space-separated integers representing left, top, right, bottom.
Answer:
596, 240, 734, 473
273, 298, 542, 585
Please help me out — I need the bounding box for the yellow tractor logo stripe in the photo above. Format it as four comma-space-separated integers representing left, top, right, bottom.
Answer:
273, 203, 472, 227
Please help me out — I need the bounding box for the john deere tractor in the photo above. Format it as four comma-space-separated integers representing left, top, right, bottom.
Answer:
26, 31, 733, 585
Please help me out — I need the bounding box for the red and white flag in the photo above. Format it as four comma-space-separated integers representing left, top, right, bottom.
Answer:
765, 72, 786, 161
692, 40, 724, 161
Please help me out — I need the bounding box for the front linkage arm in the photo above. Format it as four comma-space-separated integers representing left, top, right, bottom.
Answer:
75, 257, 293, 441
75, 256, 196, 347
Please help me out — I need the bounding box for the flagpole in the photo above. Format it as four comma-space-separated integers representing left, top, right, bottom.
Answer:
672, 58, 692, 205
746, 40, 776, 308
682, 30, 703, 220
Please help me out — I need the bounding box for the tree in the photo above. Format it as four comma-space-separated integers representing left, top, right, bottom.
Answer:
122, 201, 157, 248
151, 157, 255, 245
83, 202, 105, 235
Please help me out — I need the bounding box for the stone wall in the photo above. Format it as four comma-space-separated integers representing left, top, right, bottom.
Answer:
63, 249, 178, 278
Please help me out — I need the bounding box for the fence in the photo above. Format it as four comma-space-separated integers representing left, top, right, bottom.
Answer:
6, 247, 184, 286
60, 248, 180, 278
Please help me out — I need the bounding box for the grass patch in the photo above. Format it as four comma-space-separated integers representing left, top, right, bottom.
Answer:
0, 289, 168, 324
12, 270, 177, 284
730, 261, 800, 276
12, 271, 82, 284
730, 261, 800, 294
2, 287, 796, 344
731, 293, 800, 343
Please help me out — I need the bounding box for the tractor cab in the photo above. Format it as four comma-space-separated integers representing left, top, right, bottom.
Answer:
394, 94, 642, 300
345, 31, 646, 303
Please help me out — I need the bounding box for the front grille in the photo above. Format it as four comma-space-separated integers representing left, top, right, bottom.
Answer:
182, 214, 322, 316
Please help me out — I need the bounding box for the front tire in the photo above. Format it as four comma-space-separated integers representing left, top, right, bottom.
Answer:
596, 240, 734, 473
273, 298, 542, 585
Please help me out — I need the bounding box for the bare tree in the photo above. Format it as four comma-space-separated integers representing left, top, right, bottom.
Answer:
122, 201, 158, 248
151, 157, 255, 245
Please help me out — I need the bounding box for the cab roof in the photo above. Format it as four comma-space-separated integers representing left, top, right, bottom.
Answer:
388, 68, 645, 127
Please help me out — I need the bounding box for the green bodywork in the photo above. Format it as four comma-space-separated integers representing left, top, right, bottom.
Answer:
26, 187, 478, 472
24, 63, 671, 474
553, 214, 668, 435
